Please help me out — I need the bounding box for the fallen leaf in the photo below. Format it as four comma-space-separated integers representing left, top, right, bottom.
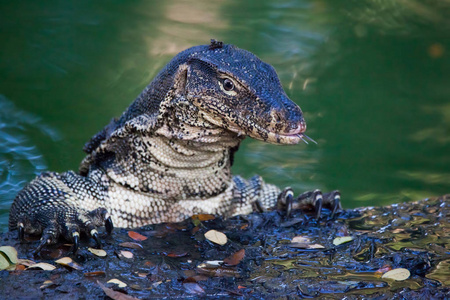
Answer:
289, 243, 325, 249
382, 268, 411, 281
15, 264, 27, 271
98, 281, 140, 300
375, 265, 392, 277
128, 231, 148, 241
129, 284, 142, 290
191, 226, 200, 234
192, 214, 215, 222
240, 224, 249, 230
84, 271, 106, 277
204, 230, 227, 246
203, 260, 223, 266
183, 282, 205, 294
27, 263, 56, 271
119, 242, 143, 249
40, 280, 56, 290
0, 246, 18, 264
0, 254, 11, 271
291, 236, 310, 244
164, 251, 188, 258
333, 236, 353, 246
108, 278, 127, 288
137, 273, 148, 278
223, 249, 245, 266
17, 259, 36, 267
197, 264, 240, 278
120, 250, 133, 259
88, 248, 107, 257
55, 257, 83, 270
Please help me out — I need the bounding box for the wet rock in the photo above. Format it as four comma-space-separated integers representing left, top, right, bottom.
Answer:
0, 195, 448, 298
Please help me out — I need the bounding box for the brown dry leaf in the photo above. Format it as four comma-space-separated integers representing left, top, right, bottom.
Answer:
164, 251, 188, 258
27, 263, 56, 271
107, 278, 127, 288
223, 249, 245, 266
333, 236, 353, 246
204, 230, 227, 246
128, 231, 148, 241
98, 281, 140, 300
84, 271, 106, 277
119, 242, 143, 249
17, 259, 36, 267
88, 248, 107, 257
197, 264, 240, 278
375, 265, 392, 277
192, 214, 215, 222
382, 268, 411, 281
240, 224, 249, 230
15, 264, 27, 271
55, 257, 83, 270
392, 228, 405, 234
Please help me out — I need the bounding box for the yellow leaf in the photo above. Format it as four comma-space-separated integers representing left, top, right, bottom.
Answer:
382, 268, 411, 281
333, 236, 353, 246
204, 230, 227, 246
88, 248, 107, 257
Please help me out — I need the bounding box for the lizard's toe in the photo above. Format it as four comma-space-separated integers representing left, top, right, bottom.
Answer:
277, 189, 342, 219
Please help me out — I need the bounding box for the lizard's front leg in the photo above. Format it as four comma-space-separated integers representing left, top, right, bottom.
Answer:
9, 171, 113, 255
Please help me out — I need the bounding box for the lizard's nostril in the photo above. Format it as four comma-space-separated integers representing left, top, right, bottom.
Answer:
286, 120, 306, 135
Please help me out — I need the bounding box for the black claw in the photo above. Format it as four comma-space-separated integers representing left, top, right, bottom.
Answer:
72, 233, 80, 255
253, 199, 266, 213
33, 236, 50, 256
331, 194, 341, 218
285, 193, 293, 218
18, 225, 24, 242
314, 193, 323, 220
105, 216, 113, 235
92, 232, 102, 249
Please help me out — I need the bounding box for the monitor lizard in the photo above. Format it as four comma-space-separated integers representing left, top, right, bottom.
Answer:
9, 40, 341, 254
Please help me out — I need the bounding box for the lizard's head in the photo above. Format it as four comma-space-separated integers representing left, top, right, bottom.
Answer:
176, 41, 307, 145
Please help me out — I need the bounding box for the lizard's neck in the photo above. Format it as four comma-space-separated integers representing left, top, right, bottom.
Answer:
105, 99, 243, 200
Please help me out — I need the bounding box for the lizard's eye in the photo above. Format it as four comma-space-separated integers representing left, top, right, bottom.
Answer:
223, 78, 234, 91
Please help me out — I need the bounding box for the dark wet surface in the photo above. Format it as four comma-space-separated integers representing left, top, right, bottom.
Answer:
0, 195, 449, 299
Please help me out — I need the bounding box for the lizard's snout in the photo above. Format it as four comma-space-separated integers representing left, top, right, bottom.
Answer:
269, 101, 306, 135
285, 120, 307, 135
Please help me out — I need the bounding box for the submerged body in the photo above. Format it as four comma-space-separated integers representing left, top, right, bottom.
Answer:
9, 41, 340, 251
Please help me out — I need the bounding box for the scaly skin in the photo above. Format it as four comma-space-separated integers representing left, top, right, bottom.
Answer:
9, 40, 341, 253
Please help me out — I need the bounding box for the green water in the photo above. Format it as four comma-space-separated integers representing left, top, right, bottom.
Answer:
1, 0, 449, 231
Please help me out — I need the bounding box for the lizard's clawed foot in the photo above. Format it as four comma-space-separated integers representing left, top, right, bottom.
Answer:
17, 207, 113, 256
277, 187, 341, 219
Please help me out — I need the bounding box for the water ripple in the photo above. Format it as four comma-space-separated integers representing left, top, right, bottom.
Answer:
0, 95, 60, 231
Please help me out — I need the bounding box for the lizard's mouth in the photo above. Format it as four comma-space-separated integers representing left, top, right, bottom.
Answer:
225, 118, 315, 145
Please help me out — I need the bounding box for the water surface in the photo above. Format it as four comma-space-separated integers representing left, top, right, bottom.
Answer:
1, 0, 449, 230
